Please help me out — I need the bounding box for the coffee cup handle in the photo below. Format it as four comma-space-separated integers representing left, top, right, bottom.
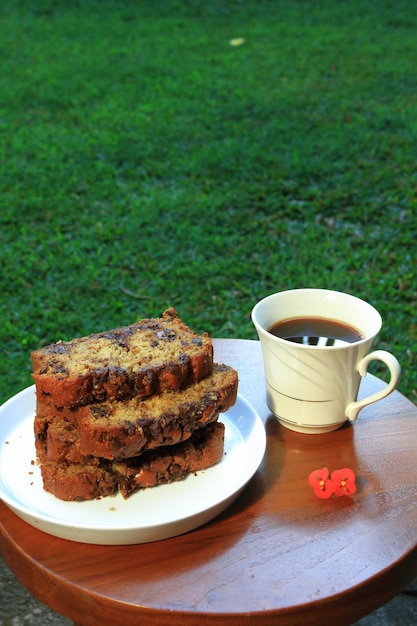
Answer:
346, 350, 402, 421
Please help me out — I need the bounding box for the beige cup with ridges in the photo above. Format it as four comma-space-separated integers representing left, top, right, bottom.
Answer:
251, 289, 401, 434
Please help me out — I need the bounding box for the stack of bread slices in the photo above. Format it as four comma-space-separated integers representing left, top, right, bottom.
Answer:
31, 308, 238, 501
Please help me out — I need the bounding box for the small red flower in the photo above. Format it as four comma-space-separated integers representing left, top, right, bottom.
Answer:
330, 468, 357, 497
308, 467, 335, 499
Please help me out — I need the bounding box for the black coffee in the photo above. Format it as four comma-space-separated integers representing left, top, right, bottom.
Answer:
268, 316, 364, 347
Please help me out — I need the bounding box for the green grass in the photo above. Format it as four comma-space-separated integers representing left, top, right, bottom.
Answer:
1, 0, 416, 404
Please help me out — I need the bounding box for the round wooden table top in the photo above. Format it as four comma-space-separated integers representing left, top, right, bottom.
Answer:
1, 338, 417, 626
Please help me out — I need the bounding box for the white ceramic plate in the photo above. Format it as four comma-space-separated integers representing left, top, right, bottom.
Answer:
0, 386, 266, 545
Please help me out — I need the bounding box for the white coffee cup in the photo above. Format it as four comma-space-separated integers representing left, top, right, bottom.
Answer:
251, 289, 401, 434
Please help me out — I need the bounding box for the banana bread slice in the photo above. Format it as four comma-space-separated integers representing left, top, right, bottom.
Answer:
35, 364, 237, 460
37, 421, 225, 501
31, 308, 213, 408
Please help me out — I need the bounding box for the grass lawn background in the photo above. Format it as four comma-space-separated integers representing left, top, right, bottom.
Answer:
1, 0, 416, 405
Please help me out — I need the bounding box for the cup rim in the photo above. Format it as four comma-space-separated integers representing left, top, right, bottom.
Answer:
251, 288, 382, 349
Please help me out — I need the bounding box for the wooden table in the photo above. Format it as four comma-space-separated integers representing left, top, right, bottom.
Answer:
1, 338, 417, 626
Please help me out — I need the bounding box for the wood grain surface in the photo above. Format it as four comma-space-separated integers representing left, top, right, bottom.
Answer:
1, 338, 417, 626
